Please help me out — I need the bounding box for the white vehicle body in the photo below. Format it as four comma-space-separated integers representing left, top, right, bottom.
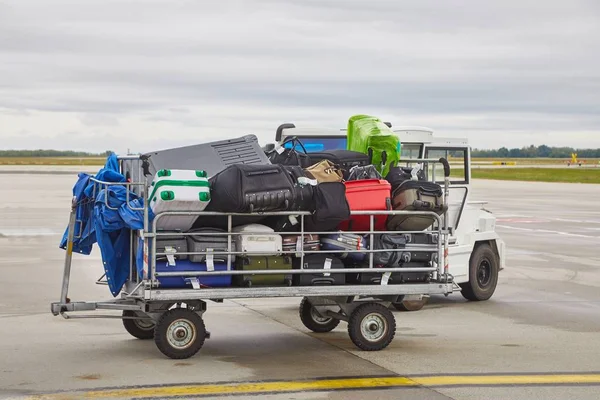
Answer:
275, 123, 506, 296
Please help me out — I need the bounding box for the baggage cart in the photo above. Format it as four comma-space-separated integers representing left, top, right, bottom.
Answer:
51, 155, 457, 359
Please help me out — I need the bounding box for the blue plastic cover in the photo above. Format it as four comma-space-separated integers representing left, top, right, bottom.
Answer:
60, 153, 152, 296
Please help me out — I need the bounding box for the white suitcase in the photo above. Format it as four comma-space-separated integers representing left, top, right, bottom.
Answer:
232, 224, 282, 256
148, 169, 211, 231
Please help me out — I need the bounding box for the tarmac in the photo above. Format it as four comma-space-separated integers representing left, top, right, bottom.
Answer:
0, 171, 599, 400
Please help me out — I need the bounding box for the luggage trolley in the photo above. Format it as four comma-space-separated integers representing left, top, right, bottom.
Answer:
51, 156, 457, 359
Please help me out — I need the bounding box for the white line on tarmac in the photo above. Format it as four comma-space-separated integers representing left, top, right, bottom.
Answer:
496, 225, 599, 239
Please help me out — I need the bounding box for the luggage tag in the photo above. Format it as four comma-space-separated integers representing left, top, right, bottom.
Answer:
323, 258, 332, 277
165, 246, 177, 267
295, 236, 303, 258
274, 143, 285, 154
206, 248, 215, 272
411, 164, 424, 181
187, 278, 201, 289
381, 272, 391, 286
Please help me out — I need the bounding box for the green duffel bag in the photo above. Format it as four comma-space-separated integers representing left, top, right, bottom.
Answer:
233, 256, 293, 287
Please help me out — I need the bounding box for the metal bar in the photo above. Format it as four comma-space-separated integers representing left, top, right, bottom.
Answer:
154, 266, 437, 278
146, 283, 455, 301
59, 197, 78, 304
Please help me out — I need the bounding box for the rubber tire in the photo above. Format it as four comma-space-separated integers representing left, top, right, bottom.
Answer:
299, 297, 340, 333
154, 308, 206, 359
122, 310, 155, 340
459, 243, 499, 301
348, 303, 396, 351
392, 296, 429, 312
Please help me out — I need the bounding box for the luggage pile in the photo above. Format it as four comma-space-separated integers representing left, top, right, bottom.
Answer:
142, 115, 449, 290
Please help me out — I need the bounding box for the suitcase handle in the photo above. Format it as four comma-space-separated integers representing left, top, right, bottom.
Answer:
311, 278, 334, 285
245, 168, 284, 177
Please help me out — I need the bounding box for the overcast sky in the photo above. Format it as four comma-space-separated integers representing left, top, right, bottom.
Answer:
1, 0, 599, 153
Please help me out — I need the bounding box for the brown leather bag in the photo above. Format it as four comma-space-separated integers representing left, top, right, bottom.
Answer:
304, 159, 344, 183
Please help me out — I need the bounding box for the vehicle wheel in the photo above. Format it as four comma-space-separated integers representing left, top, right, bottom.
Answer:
459, 243, 499, 301
122, 310, 155, 340
392, 296, 429, 312
299, 297, 340, 333
154, 308, 207, 359
348, 303, 396, 351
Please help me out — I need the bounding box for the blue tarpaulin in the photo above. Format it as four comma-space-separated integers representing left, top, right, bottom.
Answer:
60, 153, 152, 296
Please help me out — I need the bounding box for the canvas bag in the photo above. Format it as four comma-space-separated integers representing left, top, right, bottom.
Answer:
304, 159, 344, 183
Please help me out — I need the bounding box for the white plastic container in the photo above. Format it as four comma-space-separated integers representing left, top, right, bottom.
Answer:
148, 169, 211, 231
232, 224, 282, 256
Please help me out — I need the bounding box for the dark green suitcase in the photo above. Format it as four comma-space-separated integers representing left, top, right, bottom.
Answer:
234, 256, 293, 287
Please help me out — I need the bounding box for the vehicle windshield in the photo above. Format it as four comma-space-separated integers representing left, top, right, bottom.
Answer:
282, 136, 347, 152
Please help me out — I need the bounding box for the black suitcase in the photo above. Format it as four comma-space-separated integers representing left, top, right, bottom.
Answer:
307, 150, 370, 180
292, 254, 346, 286
404, 232, 439, 263
350, 262, 432, 285
207, 164, 295, 213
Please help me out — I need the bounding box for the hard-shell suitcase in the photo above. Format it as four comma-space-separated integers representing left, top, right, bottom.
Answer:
337, 179, 392, 232
156, 232, 188, 262
187, 227, 236, 263
292, 254, 346, 286
232, 224, 282, 256
320, 232, 368, 262
347, 115, 401, 177
350, 262, 432, 285
233, 256, 293, 287
156, 260, 232, 288
148, 169, 211, 231
387, 180, 447, 231
404, 232, 439, 263
282, 234, 320, 256
305, 150, 370, 180
124, 134, 270, 196
207, 164, 295, 213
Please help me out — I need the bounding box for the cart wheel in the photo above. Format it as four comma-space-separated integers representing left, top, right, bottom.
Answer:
154, 308, 206, 359
299, 297, 340, 333
348, 303, 396, 351
459, 243, 499, 301
392, 296, 429, 312
122, 310, 155, 340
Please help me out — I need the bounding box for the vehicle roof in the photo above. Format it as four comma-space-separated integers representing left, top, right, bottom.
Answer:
278, 125, 469, 146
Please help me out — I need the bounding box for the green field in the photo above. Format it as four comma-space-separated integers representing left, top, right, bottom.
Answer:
468, 168, 600, 184
0, 157, 105, 166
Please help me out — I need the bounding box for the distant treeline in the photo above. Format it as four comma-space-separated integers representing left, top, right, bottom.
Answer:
0, 150, 111, 157
472, 145, 600, 158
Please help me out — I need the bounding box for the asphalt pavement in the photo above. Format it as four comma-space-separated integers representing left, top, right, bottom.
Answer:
0, 172, 599, 400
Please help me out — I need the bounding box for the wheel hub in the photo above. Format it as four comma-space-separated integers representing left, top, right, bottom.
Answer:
167, 319, 196, 349
477, 259, 492, 287
311, 307, 333, 324
360, 313, 387, 342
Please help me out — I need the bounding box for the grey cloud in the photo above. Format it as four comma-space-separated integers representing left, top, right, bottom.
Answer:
0, 0, 599, 149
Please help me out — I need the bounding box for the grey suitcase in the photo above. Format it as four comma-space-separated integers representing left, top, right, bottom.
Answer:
156, 232, 188, 263
122, 135, 270, 195
186, 228, 236, 263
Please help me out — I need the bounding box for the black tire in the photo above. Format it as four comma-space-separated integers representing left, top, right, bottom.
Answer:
392, 296, 429, 312
122, 310, 155, 340
348, 303, 396, 351
154, 308, 207, 359
459, 243, 499, 301
299, 297, 340, 333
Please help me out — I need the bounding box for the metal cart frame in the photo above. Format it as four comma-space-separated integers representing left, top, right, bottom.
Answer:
51, 156, 456, 359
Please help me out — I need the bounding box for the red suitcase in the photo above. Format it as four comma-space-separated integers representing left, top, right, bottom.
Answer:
338, 179, 392, 232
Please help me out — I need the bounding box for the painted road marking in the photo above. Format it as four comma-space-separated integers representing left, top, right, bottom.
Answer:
496, 225, 599, 239
28, 373, 600, 399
